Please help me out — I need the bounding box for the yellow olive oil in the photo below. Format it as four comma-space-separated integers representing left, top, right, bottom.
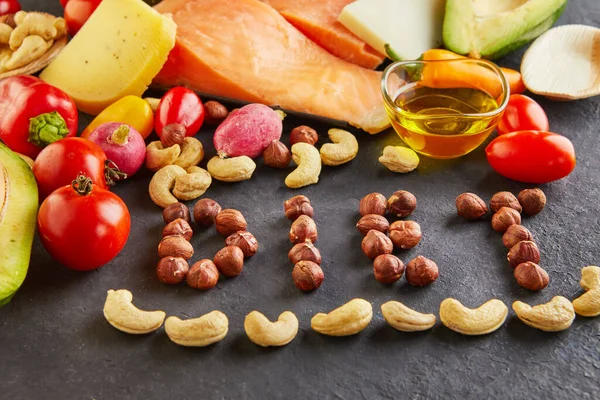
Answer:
389, 84, 501, 159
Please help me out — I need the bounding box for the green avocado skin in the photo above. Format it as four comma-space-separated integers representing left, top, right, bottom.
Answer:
483, 3, 567, 59
443, 0, 567, 60
0, 142, 38, 307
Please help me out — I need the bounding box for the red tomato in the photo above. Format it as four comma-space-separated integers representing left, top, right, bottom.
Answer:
0, 0, 20, 15
64, 0, 101, 36
485, 131, 576, 183
60, 0, 69, 7
155, 87, 205, 139
33, 137, 108, 199
38, 175, 131, 271
496, 94, 549, 135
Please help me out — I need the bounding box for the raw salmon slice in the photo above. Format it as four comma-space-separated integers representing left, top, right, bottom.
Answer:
154, 0, 389, 134
261, 0, 384, 69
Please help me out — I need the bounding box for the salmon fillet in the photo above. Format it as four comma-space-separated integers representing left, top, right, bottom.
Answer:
154, 0, 389, 134
261, 0, 384, 69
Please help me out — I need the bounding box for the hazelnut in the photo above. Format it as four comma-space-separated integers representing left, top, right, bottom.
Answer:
490, 191, 522, 213
289, 215, 318, 244
456, 192, 488, 220
491, 207, 521, 232
263, 140, 291, 168
389, 220, 422, 250
193, 198, 222, 227
373, 254, 405, 284
514, 262, 549, 291
288, 241, 322, 265
215, 209, 247, 236
502, 225, 533, 249
283, 195, 314, 221
507, 240, 540, 269
204, 101, 229, 124
162, 218, 193, 241
158, 235, 194, 260
214, 246, 244, 277
186, 259, 219, 290
361, 230, 393, 259
292, 261, 324, 291
160, 123, 186, 147
162, 202, 191, 224
356, 214, 390, 236
405, 256, 439, 287
289, 125, 318, 146
156, 257, 189, 285
225, 231, 259, 258
518, 188, 546, 216
359, 192, 387, 216
387, 190, 417, 218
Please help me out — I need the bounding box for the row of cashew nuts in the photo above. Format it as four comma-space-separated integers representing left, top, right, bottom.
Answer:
147, 128, 360, 208
102, 266, 600, 346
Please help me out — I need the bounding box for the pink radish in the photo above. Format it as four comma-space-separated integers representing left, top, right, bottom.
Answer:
87, 122, 146, 178
213, 103, 283, 159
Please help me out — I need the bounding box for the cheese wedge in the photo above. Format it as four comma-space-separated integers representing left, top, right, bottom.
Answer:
40, 0, 176, 115
338, 0, 445, 61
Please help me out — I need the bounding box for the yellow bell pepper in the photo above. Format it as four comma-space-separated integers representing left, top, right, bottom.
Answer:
81, 96, 154, 139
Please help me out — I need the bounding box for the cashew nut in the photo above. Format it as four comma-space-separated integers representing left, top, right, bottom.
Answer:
149, 164, 187, 208
103, 289, 166, 335
319, 128, 359, 166
207, 155, 256, 182
379, 145, 420, 173
173, 166, 212, 201
9, 12, 58, 50
164, 311, 229, 347
4, 35, 51, 70
513, 296, 575, 332
173, 137, 204, 169
311, 298, 372, 336
0, 24, 13, 45
244, 311, 299, 347
285, 142, 321, 189
381, 301, 436, 332
440, 298, 508, 335
146, 141, 181, 172
573, 266, 600, 317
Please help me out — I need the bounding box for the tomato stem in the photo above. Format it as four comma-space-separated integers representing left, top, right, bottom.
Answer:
104, 160, 127, 186
71, 175, 93, 196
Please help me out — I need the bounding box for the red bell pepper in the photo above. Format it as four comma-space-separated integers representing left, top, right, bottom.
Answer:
0, 75, 78, 159
155, 87, 205, 140
0, 0, 21, 16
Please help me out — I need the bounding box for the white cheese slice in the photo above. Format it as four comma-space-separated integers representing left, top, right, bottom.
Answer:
338, 0, 446, 60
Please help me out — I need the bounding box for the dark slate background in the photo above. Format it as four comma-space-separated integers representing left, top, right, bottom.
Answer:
1, 0, 599, 399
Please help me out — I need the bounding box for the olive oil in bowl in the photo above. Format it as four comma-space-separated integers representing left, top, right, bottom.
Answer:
381, 59, 509, 159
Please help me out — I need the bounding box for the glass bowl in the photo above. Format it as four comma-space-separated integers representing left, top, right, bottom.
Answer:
381, 58, 510, 159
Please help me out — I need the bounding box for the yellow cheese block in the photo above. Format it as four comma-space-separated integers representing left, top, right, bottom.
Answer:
40, 0, 177, 115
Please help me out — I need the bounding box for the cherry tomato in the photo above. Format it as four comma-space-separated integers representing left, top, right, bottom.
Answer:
33, 137, 108, 199
64, 0, 101, 36
0, 0, 21, 16
496, 94, 549, 135
155, 87, 205, 139
38, 175, 131, 271
486, 131, 576, 183
60, 0, 69, 8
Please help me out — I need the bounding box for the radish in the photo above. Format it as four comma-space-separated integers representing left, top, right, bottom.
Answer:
87, 122, 146, 178
213, 104, 283, 159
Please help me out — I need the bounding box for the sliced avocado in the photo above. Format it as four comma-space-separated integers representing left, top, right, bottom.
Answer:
443, 0, 567, 59
0, 142, 38, 306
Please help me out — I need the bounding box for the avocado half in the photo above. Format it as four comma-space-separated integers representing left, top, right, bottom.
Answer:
443, 0, 568, 59
0, 142, 38, 306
